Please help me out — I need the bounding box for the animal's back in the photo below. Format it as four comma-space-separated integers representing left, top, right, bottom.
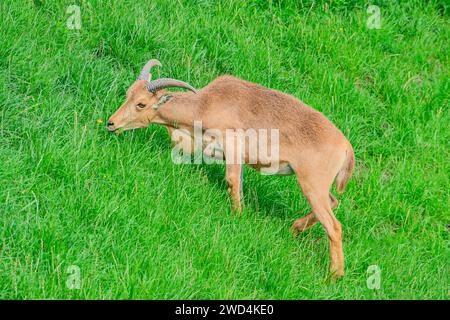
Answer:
200, 75, 348, 147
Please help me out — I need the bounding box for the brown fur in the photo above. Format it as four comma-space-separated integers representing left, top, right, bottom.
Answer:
108, 75, 355, 279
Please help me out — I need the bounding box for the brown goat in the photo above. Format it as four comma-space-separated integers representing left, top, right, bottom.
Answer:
107, 59, 355, 279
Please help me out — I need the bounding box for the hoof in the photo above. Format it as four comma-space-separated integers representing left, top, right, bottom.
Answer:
325, 269, 344, 284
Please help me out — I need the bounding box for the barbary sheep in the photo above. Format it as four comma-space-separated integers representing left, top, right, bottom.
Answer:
107, 59, 355, 279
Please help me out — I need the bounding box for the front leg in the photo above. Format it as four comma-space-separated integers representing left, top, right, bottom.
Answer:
225, 164, 243, 213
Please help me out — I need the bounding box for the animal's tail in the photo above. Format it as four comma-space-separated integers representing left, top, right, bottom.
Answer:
335, 143, 355, 194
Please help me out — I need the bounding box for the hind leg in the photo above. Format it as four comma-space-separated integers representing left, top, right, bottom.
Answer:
291, 193, 339, 235
296, 175, 344, 279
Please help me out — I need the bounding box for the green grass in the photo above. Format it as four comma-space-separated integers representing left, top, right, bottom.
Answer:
0, 0, 448, 299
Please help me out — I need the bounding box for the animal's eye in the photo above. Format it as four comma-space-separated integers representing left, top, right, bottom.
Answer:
136, 103, 146, 109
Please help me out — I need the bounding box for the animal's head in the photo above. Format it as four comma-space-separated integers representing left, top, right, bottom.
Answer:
107, 59, 197, 133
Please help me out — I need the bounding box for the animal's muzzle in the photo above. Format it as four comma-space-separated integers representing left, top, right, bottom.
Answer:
106, 121, 116, 132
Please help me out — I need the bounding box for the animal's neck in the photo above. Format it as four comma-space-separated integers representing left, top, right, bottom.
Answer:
153, 91, 202, 129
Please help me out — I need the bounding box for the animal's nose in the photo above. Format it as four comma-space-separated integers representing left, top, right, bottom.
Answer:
106, 121, 115, 131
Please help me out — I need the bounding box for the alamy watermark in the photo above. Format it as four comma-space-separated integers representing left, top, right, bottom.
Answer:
366, 265, 381, 290
367, 5, 381, 29
66, 5, 81, 30
170, 121, 281, 174
66, 265, 81, 290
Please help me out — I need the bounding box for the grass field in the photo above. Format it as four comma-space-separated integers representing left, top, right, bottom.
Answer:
0, 0, 448, 299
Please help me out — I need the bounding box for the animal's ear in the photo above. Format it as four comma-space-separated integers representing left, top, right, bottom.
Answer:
152, 94, 173, 110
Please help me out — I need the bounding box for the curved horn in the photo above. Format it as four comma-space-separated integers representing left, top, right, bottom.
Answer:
138, 59, 162, 81
147, 78, 197, 94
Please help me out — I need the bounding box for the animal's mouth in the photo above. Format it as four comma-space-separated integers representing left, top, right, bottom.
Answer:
108, 127, 124, 134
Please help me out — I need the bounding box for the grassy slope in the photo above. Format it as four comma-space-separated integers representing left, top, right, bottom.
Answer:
0, 0, 448, 299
